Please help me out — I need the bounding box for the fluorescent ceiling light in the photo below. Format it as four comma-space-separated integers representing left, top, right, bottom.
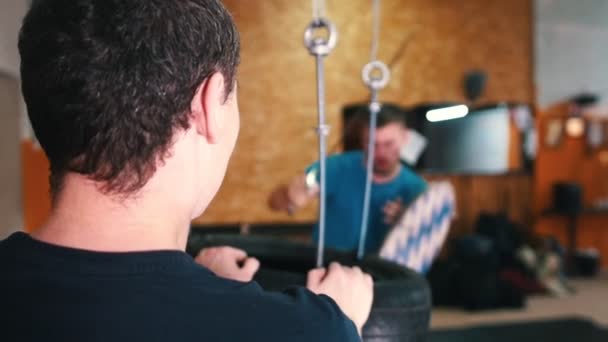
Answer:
426, 105, 469, 122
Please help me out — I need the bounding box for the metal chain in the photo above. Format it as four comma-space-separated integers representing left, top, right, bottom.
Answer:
358, 0, 390, 260
313, 54, 329, 269
304, 0, 337, 268
370, 0, 381, 62
357, 96, 380, 259
312, 0, 326, 21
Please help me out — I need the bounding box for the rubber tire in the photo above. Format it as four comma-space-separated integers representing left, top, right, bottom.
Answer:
187, 233, 431, 342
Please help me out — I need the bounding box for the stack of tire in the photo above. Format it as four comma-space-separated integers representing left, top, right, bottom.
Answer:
188, 233, 431, 342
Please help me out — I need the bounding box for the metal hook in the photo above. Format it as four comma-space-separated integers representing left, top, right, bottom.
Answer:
304, 18, 339, 57
362, 60, 391, 91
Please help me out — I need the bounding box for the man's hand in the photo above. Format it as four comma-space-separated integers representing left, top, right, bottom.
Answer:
268, 185, 292, 212
268, 175, 318, 214
306, 263, 374, 336
195, 247, 260, 282
286, 175, 318, 208
383, 197, 403, 225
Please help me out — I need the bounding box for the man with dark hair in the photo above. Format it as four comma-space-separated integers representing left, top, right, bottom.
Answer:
270, 106, 427, 254
0, 0, 372, 340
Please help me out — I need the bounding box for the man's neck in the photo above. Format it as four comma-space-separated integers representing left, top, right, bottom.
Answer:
31, 174, 192, 253
373, 163, 402, 184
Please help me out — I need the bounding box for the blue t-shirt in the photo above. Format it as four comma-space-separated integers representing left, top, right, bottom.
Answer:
308, 151, 427, 254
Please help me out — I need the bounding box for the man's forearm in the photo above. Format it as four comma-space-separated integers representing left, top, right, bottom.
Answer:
268, 185, 291, 212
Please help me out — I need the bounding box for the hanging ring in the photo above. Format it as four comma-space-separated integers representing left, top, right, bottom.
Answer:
304, 18, 338, 57
362, 60, 391, 90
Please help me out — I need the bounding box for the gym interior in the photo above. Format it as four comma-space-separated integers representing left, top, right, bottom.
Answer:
1, 0, 607, 341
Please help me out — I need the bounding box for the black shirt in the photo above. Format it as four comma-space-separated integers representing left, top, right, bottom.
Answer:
0, 232, 359, 341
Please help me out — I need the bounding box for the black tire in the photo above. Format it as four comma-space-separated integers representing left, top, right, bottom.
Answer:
187, 233, 431, 342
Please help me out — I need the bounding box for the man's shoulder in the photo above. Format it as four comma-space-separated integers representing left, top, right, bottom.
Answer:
333, 150, 363, 162
327, 151, 363, 170
0, 232, 23, 259
1, 255, 357, 341
398, 165, 424, 181
396, 165, 427, 195
179, 285, 359, 341
308, 151, 363, 182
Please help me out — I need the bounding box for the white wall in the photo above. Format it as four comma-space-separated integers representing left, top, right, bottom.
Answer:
0, 73, 22, 239
0, 0, 27, 238
0, 0, 27, 78
536, 0, 608, 108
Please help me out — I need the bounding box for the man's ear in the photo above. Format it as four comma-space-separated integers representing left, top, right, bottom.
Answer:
190, 72, 226, 144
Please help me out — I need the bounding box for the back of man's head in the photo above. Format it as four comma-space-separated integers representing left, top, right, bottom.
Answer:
19, 0, 240, 196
